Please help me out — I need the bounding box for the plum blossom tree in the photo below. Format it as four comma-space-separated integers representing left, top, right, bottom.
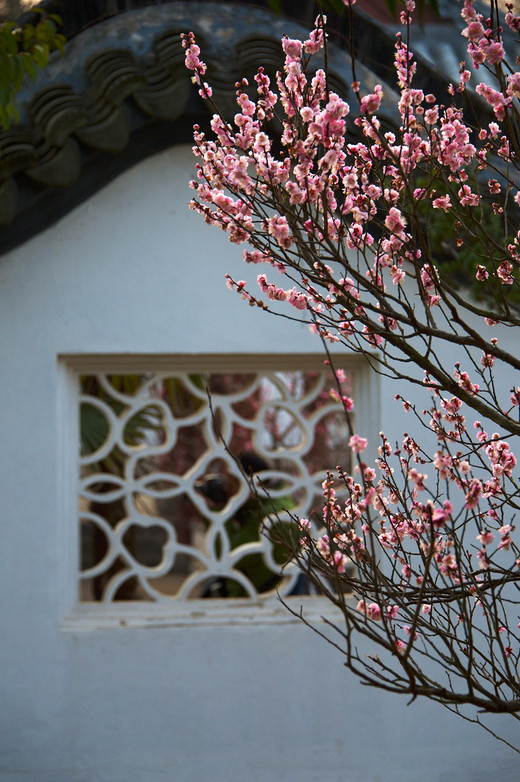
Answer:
183, 0, 520, 749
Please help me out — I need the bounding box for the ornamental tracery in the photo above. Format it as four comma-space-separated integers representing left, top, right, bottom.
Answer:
79, 366, 351, 603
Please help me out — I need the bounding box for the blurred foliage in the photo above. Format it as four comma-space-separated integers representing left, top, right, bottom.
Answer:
80, 374, 208, 473
0, 9, 64, 128
80, 375, 164, 474
413, 175, 520, 309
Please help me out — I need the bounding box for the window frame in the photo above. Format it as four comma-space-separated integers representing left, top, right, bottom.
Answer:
58, 353, 379, 629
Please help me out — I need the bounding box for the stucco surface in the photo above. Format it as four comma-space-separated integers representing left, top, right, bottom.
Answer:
0, 145, 518, 781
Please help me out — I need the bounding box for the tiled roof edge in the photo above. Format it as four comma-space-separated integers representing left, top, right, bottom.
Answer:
0, 2, 398, 253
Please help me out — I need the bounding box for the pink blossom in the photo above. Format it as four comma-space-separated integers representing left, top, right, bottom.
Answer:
508, 72, 520, 99
432, 195, 452, 211
360, 85, 383, 114
349, 434, 368, 453
390, 265, 406, 285
455, 369, 479, 396
486, 41, 505, 65
394, 639, 406, 654
458, 184, 480, 207
477, 530, 494, 546
286, 288, 308, 310
333, 550, 349, 574
465, 479, 482, 509
476, 83, 509, 120
266, 215, 293, 248
424, 106, 438, 125
497, 261, 514, 285
432, 507, 450, 529
385, 207, 407, 238
357, 601, 382, 621
303, 23, 324, 54
477, 548, 490, 569
257, 274, 287, 302
329, 388, 355, 411
282, 37, 303, 58
510, 388, 520, 407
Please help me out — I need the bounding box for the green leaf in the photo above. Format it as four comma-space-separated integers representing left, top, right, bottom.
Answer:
0, 27, 18, 55
22, 23, 35, 48
52, 35, 66, 56
0, 14, 64, 128
32, 43, 49, 68
80, 403, 111, 458
0, 83, 11, 108
0, 105, 10, 130
10, 55, 24, 84
20, 51, 37, 80
36, 18, 57, 43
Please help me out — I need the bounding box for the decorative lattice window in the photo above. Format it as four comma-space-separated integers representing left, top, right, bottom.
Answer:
70, 355, 359, 611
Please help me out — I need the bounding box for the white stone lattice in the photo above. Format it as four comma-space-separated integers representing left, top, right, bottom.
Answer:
79, 367, 350, 603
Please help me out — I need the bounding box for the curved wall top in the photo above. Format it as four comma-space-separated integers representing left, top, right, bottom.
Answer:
0, 0, 398, 254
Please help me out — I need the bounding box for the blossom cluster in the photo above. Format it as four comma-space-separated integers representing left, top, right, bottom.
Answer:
184, 2, 520, 393
184, 0, 520, 712
297, 383, 520, 662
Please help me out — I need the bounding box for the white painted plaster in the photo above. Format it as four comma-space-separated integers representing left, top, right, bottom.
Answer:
0, 145, 518, 781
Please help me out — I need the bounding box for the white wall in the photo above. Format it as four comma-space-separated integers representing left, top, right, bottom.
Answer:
0, 145, 518, 781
